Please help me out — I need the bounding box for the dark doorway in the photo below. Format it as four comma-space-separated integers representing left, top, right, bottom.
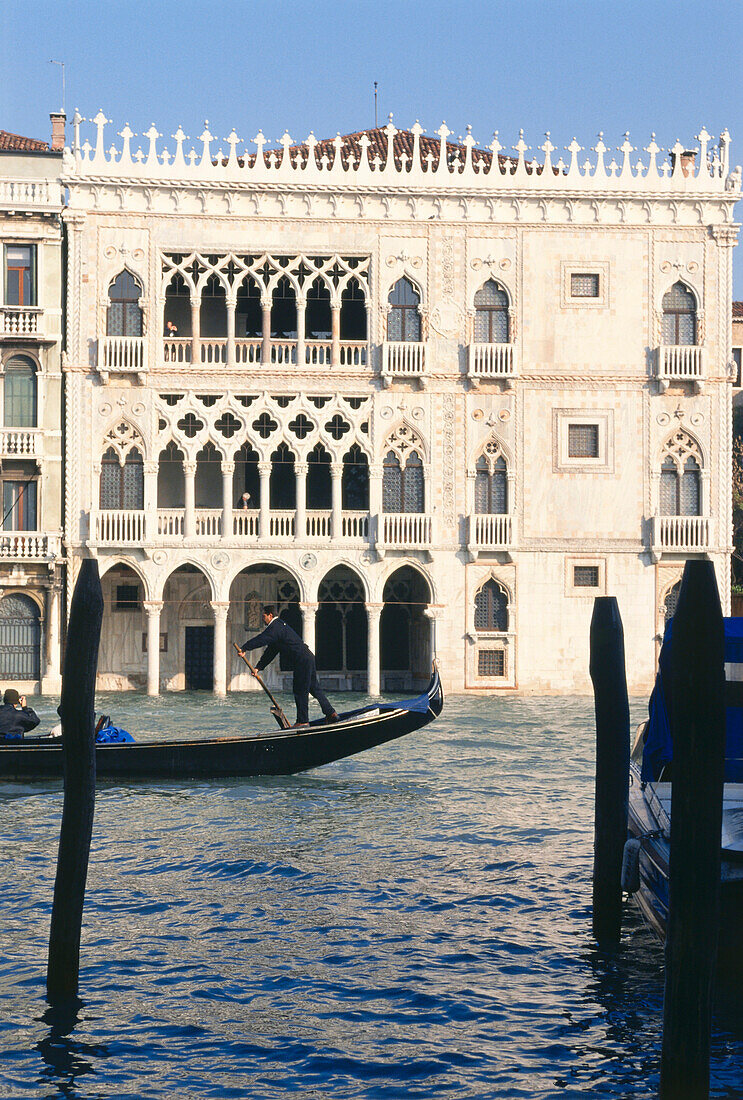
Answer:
185, 625, 214, 690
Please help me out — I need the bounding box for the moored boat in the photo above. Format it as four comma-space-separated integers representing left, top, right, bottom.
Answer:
0, 665, 443, 781
627, 619, 743, 973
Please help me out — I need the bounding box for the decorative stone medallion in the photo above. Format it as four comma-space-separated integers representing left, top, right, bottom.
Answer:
300, 552, 317, 570
211, 551, 230, 569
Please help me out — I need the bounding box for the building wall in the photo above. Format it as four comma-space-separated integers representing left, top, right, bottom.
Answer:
0, 146, 65, 691
61, 119, 739, 696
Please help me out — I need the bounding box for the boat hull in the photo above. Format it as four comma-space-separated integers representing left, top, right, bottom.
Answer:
0, 668, 443, 781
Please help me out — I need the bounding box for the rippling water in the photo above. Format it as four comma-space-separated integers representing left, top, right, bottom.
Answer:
2, 691, 743, 1099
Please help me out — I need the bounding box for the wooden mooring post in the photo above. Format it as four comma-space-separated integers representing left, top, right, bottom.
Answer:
46, 559, 103, 1003
660, 560, 726, 1099
589, 596, 630, 948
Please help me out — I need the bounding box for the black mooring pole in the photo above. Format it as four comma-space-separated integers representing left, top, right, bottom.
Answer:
660, 560, 726, 1100
46, 559, 103, 1003
589, 596, 630, 947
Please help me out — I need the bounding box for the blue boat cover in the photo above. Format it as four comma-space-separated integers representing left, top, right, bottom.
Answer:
95, 721, 134, 744
377, 689, 431, 714
642, 617, 743, 783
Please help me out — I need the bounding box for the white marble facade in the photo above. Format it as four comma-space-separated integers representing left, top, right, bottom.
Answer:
61, 115, 740, 696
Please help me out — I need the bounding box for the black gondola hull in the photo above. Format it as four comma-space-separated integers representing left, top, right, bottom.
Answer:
0, 668, 443, 781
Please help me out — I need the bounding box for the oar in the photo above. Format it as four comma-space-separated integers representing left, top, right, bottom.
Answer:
233, 643, 291, 729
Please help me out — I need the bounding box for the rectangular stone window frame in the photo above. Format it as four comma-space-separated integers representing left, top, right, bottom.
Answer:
553, 409, 614, 473
465, 630, 516, 689
561, 261, 609, 308
142, 632, 168, 652
565, 557, 606, 597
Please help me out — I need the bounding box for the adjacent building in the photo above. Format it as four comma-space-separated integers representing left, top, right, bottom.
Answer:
0, 117, 65, 693
60, 113, 740, 696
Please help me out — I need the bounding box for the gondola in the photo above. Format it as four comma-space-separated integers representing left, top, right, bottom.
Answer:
626, 619, 743, 974
0, 665, 443, 781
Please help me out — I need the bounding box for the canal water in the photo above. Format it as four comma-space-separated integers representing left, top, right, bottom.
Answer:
2, 691, 743, 1099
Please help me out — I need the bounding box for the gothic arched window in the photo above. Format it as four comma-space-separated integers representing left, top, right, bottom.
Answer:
663, 580, 681, 624
107, 271, 143, 337
474, 280, 509, 343
4, 355, 37, 427
100, 446, 144, 510
659, 431, 702, 516
475, 442, 508, 514
662, 281, 697, 345
383, 450, 424, 513
474, 579, 509, 632
387, 278, 421, 342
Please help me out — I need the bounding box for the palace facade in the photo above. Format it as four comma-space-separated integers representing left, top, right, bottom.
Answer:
0, 117, 65, 693
59, 113, 740, 696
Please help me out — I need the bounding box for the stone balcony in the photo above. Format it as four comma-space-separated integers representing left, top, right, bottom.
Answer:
0, 428, 42, 457
381, 341, 426, 387
160, 338, 368, 370
0, 532, 61, 560
375, 512, 434, 557
0, 306, 44, 339
466, 513, 516, 559
89, 508, 371, 548
649, 514, 713, 558
99, 335, 147, 379
467, 343, 517, 387
0, 177, 63, 211
656, 345, 705, 391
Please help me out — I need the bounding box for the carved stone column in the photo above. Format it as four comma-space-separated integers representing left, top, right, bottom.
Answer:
369, 462, 383, 517
143, 460, 159, 541
331, 300, 341, 367
423, 606, 444, 670
366, 602, 383, 696
295, 461, 308, 541
211, 601, 230, 696
190, 296, 201, 365
331, 462, 343, 539
183, 460, 197, 537
300, 601, 317, 654
296, 295, 306, 368
221, 460, 235, 539
43, 582, 63, 692
144, 600, 163, 696
258, 460, 271, 539
261, 295, 272, 365
226, 295, 236, 369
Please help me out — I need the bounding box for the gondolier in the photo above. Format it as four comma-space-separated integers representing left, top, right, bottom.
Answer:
238, 606, 339, 728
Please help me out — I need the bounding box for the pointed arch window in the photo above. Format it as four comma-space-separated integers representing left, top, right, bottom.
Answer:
663, 581, 681, 624
662, 281, 697, 345
382, 450, 424, 512
475, 442, 508, 514
100, 446, 144, 510
474, 579, 509, 632
4, 355, 37, 427
659, 432, 702, 516
107, 271, 143, 337
387, 278, 421, 342
474, 281, 509, 343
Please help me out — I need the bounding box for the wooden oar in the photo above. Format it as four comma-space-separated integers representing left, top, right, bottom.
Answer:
233, 642, 291, 729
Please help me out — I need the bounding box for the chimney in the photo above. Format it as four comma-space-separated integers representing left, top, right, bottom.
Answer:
670, 149, 697, 178
50, 111, 66, 152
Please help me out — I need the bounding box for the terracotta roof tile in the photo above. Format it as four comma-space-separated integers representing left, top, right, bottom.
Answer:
0, 129, 49, 152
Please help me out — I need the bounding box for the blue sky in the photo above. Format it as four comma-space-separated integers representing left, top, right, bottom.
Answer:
4, 0, 743, 288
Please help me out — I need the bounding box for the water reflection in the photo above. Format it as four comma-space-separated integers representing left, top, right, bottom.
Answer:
36, 999, 109, 1098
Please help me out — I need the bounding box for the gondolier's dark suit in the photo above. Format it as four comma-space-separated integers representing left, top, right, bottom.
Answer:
240, 617, 335, 725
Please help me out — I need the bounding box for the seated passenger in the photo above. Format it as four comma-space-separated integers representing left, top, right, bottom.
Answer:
0, 688, 40, 740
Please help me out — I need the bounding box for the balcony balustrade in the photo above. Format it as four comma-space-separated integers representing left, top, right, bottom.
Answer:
0, 306, 42, 338
0, 178, 62, 209
99, 335, 146, 373
381, 341, 426, 385
657, 345, 705, 389
466, 513, 515, 555
89, 508, 372, 547
467, 343, 517, 384
0, 429, 41, 457
162, 337, 369, 369
650, 514, 713, 553
94, 509, 146, 545
0, 532, 61, 560
376, 512, 433, 553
